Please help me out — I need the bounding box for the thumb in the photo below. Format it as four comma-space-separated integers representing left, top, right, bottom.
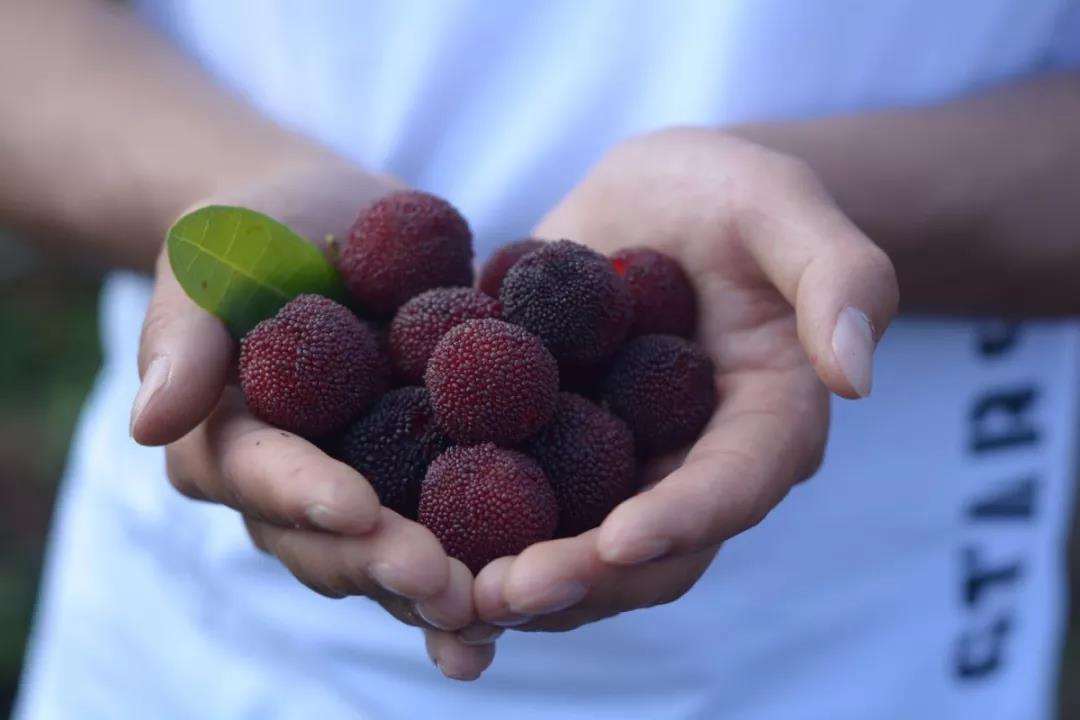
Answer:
131, 249, 233, 445
737, 172, 899, 398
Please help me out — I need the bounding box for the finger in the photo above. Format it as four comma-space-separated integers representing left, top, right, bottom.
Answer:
248, 509, 452, 600
166, 389, 380, 533
597, 365, 827, 564
734, 165, 899, 398
363, 576, 500, 646
377, 594, 430, 628
414, 559, 477, 632
132, 250, 233, 445
244, 516, 270, 553
639, 448, 691, 490
476, 532, 715, 633
474, 534, 596, 624
494, 533, 598, 617
513, 553, 715, 633
473, 556, 533, 628
456, 622, 504, 646
425, 629, 496, 681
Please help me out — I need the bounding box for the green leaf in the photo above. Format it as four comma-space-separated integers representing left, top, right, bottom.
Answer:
167, 205, 347, 337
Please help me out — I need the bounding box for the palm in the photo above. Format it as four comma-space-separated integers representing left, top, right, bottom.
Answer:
473, 129, 894, 631
138, 165, 495, 680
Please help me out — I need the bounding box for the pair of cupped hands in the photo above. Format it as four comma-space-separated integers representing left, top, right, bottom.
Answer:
129, 128, 898, 680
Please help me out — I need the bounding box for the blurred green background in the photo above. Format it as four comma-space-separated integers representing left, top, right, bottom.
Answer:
0, 231, 102, 714
0, 229, 1076, 715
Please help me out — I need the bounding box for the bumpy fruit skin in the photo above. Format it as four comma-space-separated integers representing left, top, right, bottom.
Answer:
601, 335, 718, 457
611, 247, 698, 338
419, 443, 558, 573
425, 318, 558, 444
477, 238, 545, 297
388, 287, 501, 385
338, 191, 474, 318
500, 239, 633, 367
239, 294, 387, 438
336, 387, 451, 519
525, 393, 636, 537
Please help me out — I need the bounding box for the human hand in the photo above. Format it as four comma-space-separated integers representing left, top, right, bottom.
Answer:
130, 162, 498, 679
475, 128, 899, 631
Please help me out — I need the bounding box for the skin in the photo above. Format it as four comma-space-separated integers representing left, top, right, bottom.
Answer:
475, 129, 894, 629
3, 0, 1080, 682
1, 0, 491, 679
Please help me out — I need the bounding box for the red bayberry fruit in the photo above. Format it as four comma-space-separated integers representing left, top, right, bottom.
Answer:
524, 393, 637, 536
425, 318, 558, 444
601, 334, 717, 457
239, 294, 387, 438
388, 287, 501, 385
338, 191, 474, 319
611, 247, 697, 338
336, 387, 451, 519
419, 443, 558, 574
477, 238, 546, 297
500, 239, 633, 368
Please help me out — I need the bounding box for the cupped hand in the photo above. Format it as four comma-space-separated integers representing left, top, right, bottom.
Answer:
475, 127, 899, 631
129, 163, 497, 679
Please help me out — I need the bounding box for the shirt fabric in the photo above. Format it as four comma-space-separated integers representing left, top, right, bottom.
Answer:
15, 1, 1080, 718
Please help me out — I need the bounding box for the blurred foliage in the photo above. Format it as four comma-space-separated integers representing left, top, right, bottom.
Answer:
0, 232, 102, 714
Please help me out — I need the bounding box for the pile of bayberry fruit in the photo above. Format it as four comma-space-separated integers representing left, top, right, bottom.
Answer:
238, 191, 717, 572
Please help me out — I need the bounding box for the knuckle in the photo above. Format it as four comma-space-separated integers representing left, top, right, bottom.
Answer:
722, 471, 772, 536
739, 493, 773, 533
649, 554, 714, 608
168, 474, 204, 501
774, 154, 821, 192
292, 569, 348, 599
138, 304, 173, 360
749, 148, 819, 194
271, 536, 349, 599
833, 243, 899, 326
164, 448, 206, 501
221, 437, 308, 524
382, 598, 424, 627
652, 581, 694, 608
243, 518, 271, 554
731, 153, 819, 224
865, 246, 900, 313
799, 443, 827, 482
697, 448, 765, 532
859, 243, 898, 289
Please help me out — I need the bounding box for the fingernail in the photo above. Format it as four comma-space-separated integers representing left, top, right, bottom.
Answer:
491, 613, 533, 627
831, 306, 874, 398
601, 535, 671, 565
368, 562, 411, 598
415, 601, 455, 631
130, 355, 170, 437
516, 580, 588, 615
458, 623, 503, 645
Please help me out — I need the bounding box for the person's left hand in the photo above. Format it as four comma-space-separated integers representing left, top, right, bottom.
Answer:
472, 127, 899, 632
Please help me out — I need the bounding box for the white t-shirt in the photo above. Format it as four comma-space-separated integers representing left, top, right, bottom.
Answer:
16, 1, 1080, 718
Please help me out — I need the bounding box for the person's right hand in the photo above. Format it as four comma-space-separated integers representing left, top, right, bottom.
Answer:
129, 162, 500, 680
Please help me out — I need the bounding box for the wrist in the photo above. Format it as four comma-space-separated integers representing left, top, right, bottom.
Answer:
158, 131, 345, 226
141, 129, 370, 270
727, 117, 990, 313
